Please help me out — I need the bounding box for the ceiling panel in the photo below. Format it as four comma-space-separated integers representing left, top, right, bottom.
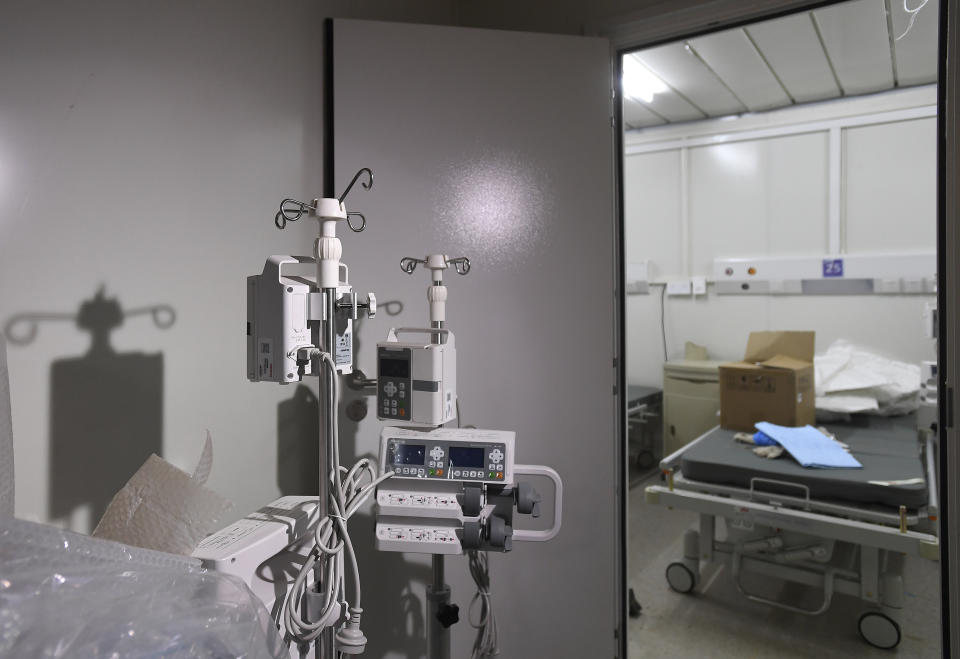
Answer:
688, 29, 791, 112
813, 0, 894, 95
635, 43, 746, 117
623, 99, 666, 128
890, 0, 939, 86
642, 88, 706, 123
746, 13, 841, 103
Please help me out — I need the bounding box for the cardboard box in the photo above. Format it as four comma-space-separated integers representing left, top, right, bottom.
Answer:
719, 331, 815, 432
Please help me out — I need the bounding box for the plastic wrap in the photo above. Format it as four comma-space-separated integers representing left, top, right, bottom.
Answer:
0, 335, 13, 518
815, 340, 921, 416
0, 517, 286, 658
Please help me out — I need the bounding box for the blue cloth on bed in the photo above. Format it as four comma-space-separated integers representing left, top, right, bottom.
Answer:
754, 422, 863, 469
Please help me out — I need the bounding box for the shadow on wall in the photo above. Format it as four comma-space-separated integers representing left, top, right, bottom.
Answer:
4, 287, 175, 532
277, 384, 319, 497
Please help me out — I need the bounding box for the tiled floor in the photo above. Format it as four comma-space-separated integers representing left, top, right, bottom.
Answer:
627, 473, 942, 658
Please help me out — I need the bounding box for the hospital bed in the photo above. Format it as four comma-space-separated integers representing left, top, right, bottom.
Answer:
645, 414, 939, 650
627, 385, 662, 473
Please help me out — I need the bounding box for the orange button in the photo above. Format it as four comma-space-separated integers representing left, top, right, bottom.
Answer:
400, 409, 405, 417
496, 472, 502, 479
437, 469, 443, 476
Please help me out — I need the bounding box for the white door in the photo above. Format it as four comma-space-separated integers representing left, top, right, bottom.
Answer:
330, 18, 620, 659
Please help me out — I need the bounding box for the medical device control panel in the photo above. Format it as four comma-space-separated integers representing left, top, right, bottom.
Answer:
380, 427, 514, 484
378, 347, 411, 420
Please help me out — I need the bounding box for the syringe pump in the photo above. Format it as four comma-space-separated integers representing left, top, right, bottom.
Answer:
374, 427, 562, 555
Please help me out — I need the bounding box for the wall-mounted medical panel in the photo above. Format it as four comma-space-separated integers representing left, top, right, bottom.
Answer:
713, 253, 936, 294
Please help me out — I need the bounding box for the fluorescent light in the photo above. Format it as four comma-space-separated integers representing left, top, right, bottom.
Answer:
622, 56, 668, 104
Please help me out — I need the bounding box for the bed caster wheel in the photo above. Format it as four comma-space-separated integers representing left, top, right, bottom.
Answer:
665, 562, 696, 594
628, 588, 642, 618
858, 611, 901, 649
637, 451, 654, 469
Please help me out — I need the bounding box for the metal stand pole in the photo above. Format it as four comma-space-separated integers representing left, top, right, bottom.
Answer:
427, 555, 451, 659
426, 313, 451, 659
316, 286, 337, 659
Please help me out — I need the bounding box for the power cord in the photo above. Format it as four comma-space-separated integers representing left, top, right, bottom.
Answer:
282, 350, 393, 653
467, 550, 499, 658
896, 0, 930, 40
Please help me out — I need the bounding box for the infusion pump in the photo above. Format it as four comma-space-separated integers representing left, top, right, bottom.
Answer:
377, 328, 456, 427
380, 427, 514, 484
374, 427, 562, 555
247, 255, 374, 384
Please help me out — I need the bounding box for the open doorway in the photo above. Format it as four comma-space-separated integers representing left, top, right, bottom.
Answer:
620, 1, 941, 655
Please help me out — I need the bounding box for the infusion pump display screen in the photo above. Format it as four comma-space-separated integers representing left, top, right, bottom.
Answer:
386, 438, 506, 483
393, 444, 425, 465
379, 357, 410, 378
449, 446, 484, 468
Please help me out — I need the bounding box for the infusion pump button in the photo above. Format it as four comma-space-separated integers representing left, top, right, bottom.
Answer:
490, 449, 503, 464
430, 446, 444, 460
384, 382, 398, 396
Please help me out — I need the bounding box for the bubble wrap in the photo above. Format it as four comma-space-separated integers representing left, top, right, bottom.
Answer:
92, 434, 232, 555
0, 335, 13, 518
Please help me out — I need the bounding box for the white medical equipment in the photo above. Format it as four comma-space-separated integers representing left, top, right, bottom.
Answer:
199, 168, 385, 659
371, 254, 564, 659
374, 427, 562, 554
646, 416, 939, 650
375, 254, 468, 427
202, 221, 565, 659
377, 329, 456, 426
247, 258, 373, 381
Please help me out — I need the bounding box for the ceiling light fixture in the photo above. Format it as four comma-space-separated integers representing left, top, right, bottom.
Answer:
622, 56, 668, 104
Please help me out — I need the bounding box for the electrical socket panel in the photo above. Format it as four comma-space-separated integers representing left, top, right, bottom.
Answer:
666, 279, 692, 296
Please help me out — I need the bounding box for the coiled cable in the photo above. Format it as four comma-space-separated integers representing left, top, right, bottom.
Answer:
467, 549, 499, 658
281, 351, 393, 646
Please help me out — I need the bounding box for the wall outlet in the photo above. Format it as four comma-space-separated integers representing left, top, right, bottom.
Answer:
691, 276, 707, 295
666, 279, 692, 296
625, 261, 650, 294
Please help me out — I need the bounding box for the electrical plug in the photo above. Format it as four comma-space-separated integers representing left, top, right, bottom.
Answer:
335, 607, 367, 655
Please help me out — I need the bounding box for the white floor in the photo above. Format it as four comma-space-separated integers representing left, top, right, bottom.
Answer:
627, 473, 942, 658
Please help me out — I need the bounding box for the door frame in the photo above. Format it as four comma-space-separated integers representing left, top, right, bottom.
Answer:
600, 1, 956, 656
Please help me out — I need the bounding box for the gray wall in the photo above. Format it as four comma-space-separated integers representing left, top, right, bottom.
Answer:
331, 19, 616, 658
0, 0, 464, 531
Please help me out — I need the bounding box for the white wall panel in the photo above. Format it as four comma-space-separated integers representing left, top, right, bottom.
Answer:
624, 151, 682, 275
688, 132, 828, 275
844, 117, 936, 251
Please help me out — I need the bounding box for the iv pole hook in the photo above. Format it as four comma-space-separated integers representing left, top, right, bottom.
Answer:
338, 168, 373, 204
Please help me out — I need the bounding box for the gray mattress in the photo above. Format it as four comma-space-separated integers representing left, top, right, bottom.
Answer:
680, 414, 928, 508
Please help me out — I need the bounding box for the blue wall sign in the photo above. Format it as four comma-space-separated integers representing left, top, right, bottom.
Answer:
822, 258, 844, 278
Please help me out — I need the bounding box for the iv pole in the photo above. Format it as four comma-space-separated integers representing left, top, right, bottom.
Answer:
399, 254, 471, 659
275, 170, 372, 659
